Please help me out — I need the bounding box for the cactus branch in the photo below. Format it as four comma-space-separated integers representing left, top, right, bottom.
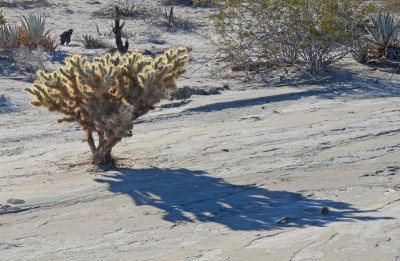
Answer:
113, 6, 129, 54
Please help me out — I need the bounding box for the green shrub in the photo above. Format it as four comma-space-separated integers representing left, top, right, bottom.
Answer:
208, 0, 374, 74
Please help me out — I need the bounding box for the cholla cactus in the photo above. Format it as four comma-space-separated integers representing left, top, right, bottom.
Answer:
0, 9, 6, 25
25, 47, 189, 165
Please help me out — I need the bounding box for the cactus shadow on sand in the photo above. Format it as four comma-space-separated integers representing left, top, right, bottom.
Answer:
95, 167, 392, 231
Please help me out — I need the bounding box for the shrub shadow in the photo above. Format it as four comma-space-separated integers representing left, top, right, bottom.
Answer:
95, 167, 392, 231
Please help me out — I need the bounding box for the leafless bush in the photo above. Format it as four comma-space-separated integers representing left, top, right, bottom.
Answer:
14, 45, 51, 73
92, 0, 149, 19
0, 0, 49, 8
162, 0, 212, 6
208, 0, 374, 74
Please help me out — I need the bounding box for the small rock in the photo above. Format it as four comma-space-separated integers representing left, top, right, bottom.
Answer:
7, 198, 25, 205
222, 149, 229, 152
276, 216, 290, 224
321, 207, 329, 215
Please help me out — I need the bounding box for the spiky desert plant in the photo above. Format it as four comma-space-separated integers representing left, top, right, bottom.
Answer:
0, 24, 18, 49
18, 13, 56, 51
80, 34, 106, 49
366, 12, 399, 52
24, 47, 189, 165
0, 8, 6, 25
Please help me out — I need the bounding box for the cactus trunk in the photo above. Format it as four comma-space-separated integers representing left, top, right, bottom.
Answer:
85, 129, 118, 166
92, 150, 114, 166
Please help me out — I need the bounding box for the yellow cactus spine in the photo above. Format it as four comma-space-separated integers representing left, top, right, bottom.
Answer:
24, 47, 189, 166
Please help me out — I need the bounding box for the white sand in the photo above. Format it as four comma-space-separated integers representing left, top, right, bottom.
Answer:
1, 1, 400, 260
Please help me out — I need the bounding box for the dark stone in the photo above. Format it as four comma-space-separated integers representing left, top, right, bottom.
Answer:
321, 206, 329, 215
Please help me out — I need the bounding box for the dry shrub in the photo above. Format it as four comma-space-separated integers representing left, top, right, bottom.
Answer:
382, 0, 400, 13
80, 34, 107, 49
92, 0, 149, 19
162, 0, 212, 6
0, 0, 49, 8
208, 0, 375, 74
14, 45, 51, 73
17, 28, 56, 51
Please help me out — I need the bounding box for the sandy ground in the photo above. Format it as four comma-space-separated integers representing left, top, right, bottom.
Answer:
1, 1, 400, 260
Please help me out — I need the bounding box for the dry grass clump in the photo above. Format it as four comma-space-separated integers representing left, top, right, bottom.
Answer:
80, 34, 107, 49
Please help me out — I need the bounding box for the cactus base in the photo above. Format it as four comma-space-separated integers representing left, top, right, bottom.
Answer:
92, 151, 115, 166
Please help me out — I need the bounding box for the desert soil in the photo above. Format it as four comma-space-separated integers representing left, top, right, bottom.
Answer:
1, 1, 400, 260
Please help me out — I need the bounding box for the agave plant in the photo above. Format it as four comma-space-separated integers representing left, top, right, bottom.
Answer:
20, 14, 46, 42
365, 12, 400, 52
18, 14, 56, 51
